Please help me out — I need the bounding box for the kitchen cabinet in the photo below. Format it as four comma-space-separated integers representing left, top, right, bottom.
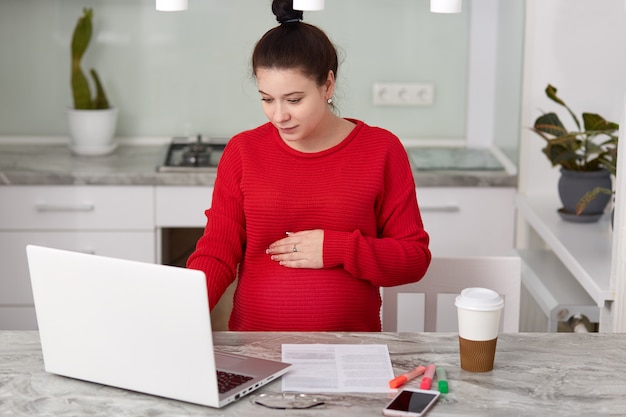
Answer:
153, 185, 517, 264
155, 186, 516, 256
417, 187, 516, 256
155, 186, 213, 228
154, 186, 517, 256
0, 183, 516, 330
154, 185, 212, 266
155, 186, 517, 255
0, 186, 155, 330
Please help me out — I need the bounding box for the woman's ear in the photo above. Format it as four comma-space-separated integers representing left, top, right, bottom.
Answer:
324, 70, 335, 99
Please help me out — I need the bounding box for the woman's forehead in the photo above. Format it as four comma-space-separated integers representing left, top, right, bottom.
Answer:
256, 68, 318, 93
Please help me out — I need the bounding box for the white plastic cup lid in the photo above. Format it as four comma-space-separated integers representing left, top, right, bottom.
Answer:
455, 287, 504, 311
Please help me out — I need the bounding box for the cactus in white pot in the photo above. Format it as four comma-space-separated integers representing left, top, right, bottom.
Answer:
67, 7, 118, 156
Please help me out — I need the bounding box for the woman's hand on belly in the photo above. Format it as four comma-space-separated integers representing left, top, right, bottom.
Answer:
266, 229, 324, 269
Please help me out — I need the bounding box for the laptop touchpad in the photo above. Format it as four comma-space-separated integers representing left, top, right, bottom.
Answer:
216, 352, 247, 368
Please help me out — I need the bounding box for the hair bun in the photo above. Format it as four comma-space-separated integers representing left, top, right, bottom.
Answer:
272, 0, 303, 24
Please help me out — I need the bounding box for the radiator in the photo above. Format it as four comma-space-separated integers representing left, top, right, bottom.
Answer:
518, 250, 599, 332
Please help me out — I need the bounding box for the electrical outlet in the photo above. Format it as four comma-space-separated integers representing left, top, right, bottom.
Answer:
372, 83, 435, 106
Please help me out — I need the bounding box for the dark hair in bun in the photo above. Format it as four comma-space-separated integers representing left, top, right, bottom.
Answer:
272, 0, 303, 24
252, 0, 338, 88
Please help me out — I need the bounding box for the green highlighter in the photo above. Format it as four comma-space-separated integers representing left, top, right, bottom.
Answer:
436, 366, 449, 393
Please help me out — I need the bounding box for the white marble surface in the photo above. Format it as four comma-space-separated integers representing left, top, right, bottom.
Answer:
0, 143, 516, 187
408, 147, 504, 171
0, 143, 218, 186
1, 331, 625, 416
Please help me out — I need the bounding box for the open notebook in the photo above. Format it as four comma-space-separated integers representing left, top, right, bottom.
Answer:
26, 245, 291, 408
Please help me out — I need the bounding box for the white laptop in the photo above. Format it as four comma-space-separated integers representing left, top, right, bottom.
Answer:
26, 244, 291, 408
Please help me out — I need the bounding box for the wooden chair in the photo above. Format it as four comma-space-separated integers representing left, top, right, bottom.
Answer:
382, 256, 521, 332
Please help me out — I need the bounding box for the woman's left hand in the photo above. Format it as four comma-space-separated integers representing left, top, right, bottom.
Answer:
266, 229, 324, 269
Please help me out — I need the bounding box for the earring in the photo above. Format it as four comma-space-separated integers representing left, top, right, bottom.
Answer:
327, 97, 333, 105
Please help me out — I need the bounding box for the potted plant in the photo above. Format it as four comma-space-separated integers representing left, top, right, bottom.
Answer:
575, 146, 617, 216
531, 84, 619, 222
67, 8, 118, 156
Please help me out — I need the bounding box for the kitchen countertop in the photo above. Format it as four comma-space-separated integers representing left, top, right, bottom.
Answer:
0, 143, 517, 187
1, 331, 625, 417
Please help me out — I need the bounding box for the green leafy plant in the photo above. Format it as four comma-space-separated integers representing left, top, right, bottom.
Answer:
531, 84, 619, 215
532, 84, 618, 172
71, 8, 111, 110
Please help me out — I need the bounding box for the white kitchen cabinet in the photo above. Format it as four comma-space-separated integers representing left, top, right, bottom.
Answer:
416, 187, 516, 256
0, 186, 154, 230
153, 186, 516, 256
155, 186, 213, 227
154, 186, 213, 265
154, 186, 516, 255
0, 186, 156, 330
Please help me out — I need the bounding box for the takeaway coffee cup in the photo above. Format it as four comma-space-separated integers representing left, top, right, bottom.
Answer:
455, 287, 504, 372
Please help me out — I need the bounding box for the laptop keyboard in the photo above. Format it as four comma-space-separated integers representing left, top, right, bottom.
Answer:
216, 370, 253, 394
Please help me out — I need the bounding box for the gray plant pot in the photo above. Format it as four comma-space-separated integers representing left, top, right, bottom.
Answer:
558, 168, 612, 219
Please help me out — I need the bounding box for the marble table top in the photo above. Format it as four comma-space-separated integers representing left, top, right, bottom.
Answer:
0, 143, 517, 187
1, 331, 625, 417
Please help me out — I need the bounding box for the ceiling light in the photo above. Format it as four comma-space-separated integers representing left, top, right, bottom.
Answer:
430, 0, 462, 13
292, 0, 325, 11
156, 0, 188, 12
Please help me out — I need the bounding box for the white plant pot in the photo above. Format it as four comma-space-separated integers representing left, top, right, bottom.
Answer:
67, 107, 119, 156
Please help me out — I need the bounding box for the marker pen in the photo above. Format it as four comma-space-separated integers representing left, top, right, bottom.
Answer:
436, 366, 449, 393
388, 365, 426, 389
419, 364, 436, 390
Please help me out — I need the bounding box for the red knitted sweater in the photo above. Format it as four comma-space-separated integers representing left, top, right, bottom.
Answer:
186, 119, 431, 331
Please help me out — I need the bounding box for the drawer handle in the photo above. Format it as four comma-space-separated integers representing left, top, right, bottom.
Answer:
35, 203, 95, 213
420, 204, 460, 213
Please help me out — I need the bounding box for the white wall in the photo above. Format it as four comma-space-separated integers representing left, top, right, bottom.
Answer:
519, 0, 626, 332
466, 0, 498, 148
491, 0, 525, 162
519, 0, 626, 196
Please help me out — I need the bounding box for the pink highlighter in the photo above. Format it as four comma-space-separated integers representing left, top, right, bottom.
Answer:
389, 365, 426, 389
419, 364, 437, 390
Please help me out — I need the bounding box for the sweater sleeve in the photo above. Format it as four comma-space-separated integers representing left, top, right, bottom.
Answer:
186, 140, 246, 309
322, 139, 431, 287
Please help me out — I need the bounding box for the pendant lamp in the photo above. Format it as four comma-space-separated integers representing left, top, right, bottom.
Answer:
156, 0, 188, 11
430, 0, 462, 13
293, 0, 325, 11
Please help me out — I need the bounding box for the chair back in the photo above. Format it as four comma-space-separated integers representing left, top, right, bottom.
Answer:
382, 256, 521, 332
